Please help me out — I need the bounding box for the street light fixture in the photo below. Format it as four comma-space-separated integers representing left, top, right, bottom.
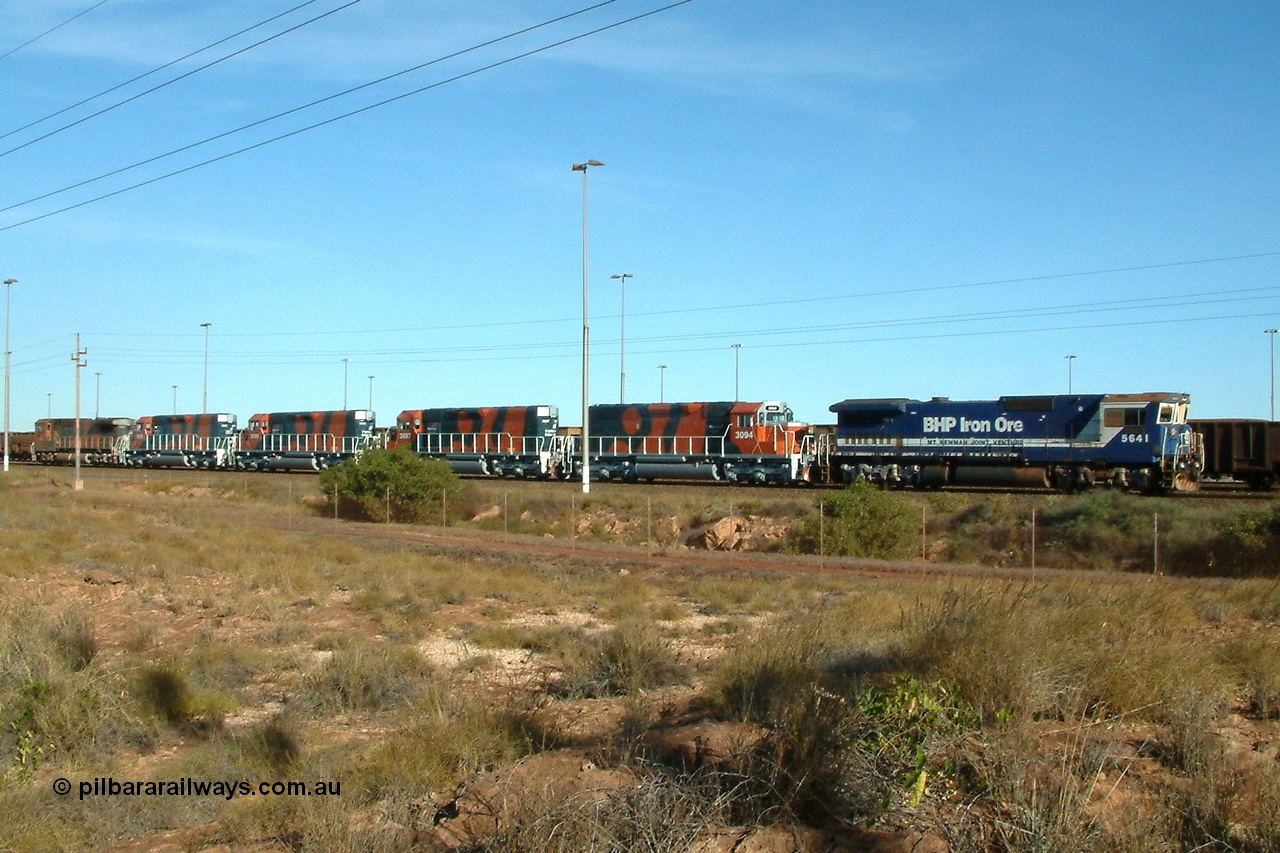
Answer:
732, 343, 742, 401
658, 364, 667, 404
1065, 354, 1076, 395
572, 159, 604, 494
200, 322, 212, 414
3, 277, 16, 473
1267, 329, 1278, 421
610, 273, 633, 403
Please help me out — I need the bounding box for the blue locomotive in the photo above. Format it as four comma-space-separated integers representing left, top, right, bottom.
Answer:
828, 393, 1203, 492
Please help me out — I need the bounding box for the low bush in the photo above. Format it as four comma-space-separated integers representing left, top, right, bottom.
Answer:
785, 481, 919, 559
300, 639, 435, 714
556, 620, 684, 698
1, 607, 152, 782
318, 448, 463, 523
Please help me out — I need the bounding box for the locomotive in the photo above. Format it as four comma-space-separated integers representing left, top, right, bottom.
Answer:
129, 413, 238, 469
28, 390, 1205, 493
827, 393, 1202, 492
389, 405, 565, 478
33, 417, 134, 465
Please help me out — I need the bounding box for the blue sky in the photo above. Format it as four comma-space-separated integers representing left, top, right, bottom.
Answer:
2, 0, 1278, 430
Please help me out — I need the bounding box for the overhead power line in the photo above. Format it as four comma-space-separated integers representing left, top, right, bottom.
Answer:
0, 0, 324, 143
0, 0, 112, 62
0, 0, 695, 232
56, 310, 1280, 372
1, 0, 622, 214
0, 0, 366, 158
80, 283, 1280, 362
67, 251, 1280, 342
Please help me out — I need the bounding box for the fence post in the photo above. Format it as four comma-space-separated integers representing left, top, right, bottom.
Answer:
1030, 507, 1037, 576
1153, 512, 1159, 575
818, 498, 824, 567
921, 504, 927, 562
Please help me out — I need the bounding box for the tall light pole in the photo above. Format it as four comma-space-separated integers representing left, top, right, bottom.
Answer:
172, 385, 178, 415
1065, 354, 1076, 395
610, 273, 633, 403
72, 334, 87, 491
342, 358, 350, 409
658, 364, 667, 404
200, 322, 211, 414
732, 343, 742, 401
368, 375, 375, 412
1267, 329, 1278, 420
573, 159, 603, 494
94, 372, 102, 418
3, 277, 16, 473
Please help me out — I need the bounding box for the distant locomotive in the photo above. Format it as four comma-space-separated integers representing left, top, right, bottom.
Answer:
237, 410, 378, 471
129, 413, 239, 469
389, 405, 565, 478
828, 393, 1202, 492
586, 401, 812, 484
33, 417, 134, 465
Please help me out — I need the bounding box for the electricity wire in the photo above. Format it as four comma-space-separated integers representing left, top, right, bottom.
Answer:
1, 0, 621, 213
0, 0, 688, 229
0, 0, 112, 61
76, 286, 1280, 363
0, 0, 324, 143
0, 0, 366, 158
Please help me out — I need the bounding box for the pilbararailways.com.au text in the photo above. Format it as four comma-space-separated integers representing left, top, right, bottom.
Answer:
53, 777, 341, 801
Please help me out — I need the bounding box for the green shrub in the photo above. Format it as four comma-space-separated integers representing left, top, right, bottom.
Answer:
1166, 504, 1280, 577
785, 481, 918, 559
318, 448, 462, 523
2, 609, 152, 780
300, 639, 434, 713
556, 620, 684, 698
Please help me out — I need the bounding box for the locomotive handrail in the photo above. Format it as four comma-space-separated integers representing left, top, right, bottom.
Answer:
415, 432, 548, 456
251, 433, 374, 454
586, 434, 728, 457
139, 434, 238, 452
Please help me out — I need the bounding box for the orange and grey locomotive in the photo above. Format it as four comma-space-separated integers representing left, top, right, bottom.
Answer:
389, 405, 565, 478
32, 417, 134, 465
236, 410, 378, 471
586, 401, 814, 484
126, 413, 239, 469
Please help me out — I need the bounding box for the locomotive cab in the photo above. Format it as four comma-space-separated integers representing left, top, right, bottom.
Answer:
727, 401, 808, 456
